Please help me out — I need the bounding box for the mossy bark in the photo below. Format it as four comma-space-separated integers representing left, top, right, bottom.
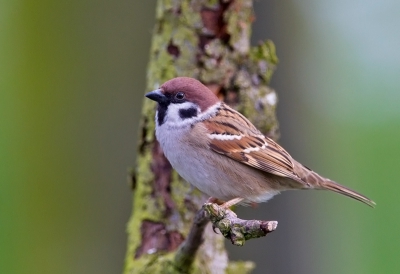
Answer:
124, 1, 279, 273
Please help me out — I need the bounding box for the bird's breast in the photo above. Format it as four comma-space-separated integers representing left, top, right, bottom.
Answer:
155, 122, 282, 203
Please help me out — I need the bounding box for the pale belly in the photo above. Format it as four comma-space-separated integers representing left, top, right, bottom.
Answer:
156, 125, 280, 203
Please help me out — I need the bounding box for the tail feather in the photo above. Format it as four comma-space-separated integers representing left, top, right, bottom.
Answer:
320, 180, 376, 208
293, 160, 375, 207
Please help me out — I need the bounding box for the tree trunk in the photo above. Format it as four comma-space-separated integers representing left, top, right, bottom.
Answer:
124, 0, 279, 273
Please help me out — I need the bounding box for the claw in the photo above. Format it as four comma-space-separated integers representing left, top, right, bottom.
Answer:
212, 224, 219, 234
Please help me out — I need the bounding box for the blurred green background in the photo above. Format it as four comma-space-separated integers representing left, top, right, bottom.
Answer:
1, 1, 399, 273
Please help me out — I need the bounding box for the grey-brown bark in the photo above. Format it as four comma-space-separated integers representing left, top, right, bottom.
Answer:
203, 203, 278, 246
124, 1, 279, 273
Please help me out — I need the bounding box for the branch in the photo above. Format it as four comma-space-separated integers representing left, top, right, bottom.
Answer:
204, 203, 278, 246
174, 207, 209, 273
174, 202, 278, 272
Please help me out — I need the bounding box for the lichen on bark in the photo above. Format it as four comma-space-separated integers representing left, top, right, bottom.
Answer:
124, 1, 279, 273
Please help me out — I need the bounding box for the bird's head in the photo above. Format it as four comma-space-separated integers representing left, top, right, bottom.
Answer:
145, 77, 220, 126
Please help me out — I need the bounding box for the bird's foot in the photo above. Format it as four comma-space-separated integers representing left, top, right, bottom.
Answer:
220, 197, 244, 209
207, 197, 244, 210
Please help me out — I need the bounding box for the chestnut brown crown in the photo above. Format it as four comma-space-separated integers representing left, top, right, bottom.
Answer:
160, 77, 220, 111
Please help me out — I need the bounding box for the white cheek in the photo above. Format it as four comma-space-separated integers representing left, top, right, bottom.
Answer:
156, 101, 221, 132
164, 102, 200, 124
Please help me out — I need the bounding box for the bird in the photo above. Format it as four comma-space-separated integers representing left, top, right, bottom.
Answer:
145, 77, 375, 208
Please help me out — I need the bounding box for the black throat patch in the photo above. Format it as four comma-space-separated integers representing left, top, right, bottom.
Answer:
179, 107, 198, 120
157, 103, 169, 126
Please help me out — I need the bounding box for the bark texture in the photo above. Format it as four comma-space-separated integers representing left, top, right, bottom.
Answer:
203, 203, 278, 246
125, 0, 279, 273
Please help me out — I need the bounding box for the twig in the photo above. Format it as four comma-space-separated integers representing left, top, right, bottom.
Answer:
174, 202, 278, 272
203, 203, 278, 246
174, 207, 209, 273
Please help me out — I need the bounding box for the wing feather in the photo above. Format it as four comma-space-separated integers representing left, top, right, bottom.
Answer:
204, 103, 307, 186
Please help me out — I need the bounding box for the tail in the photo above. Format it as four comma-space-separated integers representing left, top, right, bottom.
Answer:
293, 160, 376, 207
319, 180, 376, 207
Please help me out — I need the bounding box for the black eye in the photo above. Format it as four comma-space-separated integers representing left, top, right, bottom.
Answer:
175, 92, 185, 100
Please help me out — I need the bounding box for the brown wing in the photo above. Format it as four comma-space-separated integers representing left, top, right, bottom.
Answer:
204, 104, 308, 186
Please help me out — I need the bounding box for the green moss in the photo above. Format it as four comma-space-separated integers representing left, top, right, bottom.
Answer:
249, 40, 278, 84
238, 86, 279, 136
180, 1, 202, 28
127, 253, 181, 274
226, 0, 253, 54
169, 172, 190, 219
226, 261, 255, 274
203, 0, 220, 9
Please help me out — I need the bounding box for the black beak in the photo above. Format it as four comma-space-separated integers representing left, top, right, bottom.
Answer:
145, 89, 167, 103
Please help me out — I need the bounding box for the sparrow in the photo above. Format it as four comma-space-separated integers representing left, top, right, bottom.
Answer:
145, 77, 375, 208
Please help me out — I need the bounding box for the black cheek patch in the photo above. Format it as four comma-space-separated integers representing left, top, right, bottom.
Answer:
179, 107, 198, 119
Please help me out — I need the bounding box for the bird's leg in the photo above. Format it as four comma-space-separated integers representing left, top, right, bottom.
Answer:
205, 197, 243, 233
206, 197, 225, 205
220, 197, 244, 209
207, 197, 243, 209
